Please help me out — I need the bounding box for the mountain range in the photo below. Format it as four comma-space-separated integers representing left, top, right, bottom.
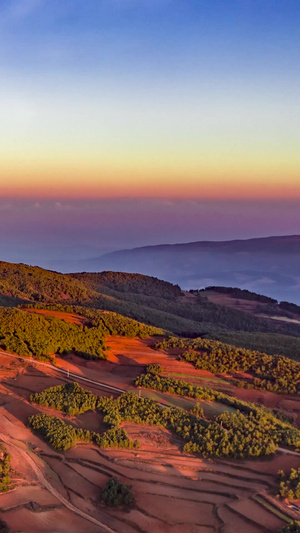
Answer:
74, 235, 300, 304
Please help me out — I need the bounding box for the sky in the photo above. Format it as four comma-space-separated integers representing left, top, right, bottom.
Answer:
0, 0, 300, 264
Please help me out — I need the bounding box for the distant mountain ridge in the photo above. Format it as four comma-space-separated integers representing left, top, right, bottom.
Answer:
80, 235, 300, 303
101, 234, 300, 254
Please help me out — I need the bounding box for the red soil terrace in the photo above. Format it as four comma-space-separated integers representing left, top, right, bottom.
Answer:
1, 334, 300, 532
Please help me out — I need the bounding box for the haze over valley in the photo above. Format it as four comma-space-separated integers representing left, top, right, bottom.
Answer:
78, 235, 300, 305
1, 198, 300, 304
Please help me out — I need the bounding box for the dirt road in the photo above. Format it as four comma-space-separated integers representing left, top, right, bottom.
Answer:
0, 350, 125, 394
0, 429, 116, 533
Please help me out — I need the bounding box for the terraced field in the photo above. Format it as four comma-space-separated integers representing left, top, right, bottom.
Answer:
1, 337, 300, 532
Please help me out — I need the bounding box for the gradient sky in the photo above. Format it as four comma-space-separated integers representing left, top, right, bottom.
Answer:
1, 0, 300, 199
1, 0, 300, 268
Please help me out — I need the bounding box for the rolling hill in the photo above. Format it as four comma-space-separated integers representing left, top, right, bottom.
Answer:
1, 261, 300, 358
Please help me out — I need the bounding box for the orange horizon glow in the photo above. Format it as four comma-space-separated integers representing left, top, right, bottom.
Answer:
1, 123, 299, 200
1, 162, 300, 200
1, 1, 300, 205
1, 180, 300, 200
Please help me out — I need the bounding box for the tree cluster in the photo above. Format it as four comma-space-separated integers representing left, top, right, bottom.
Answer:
198, 286, 277, 304
72, 271, 181, 300
0, 303, 163, 361
208, 330, 300, 361
22, 303, 164, 338
135, 372, 216, 400
0, 261, 91, 303
28, 413, 135, 452
133, 373, 300, 455
89, 309, 163, 338
0, 307, 106, 360
99, 391, 300, 459
146, 363, 163, 375
93, 428, 139, 449
101, 476, 135, 509
156, 336, 300, 395
278, 468, 300, 500
28, 379, 300, 459
0, 444, 11, 492
30, 382, 97, 415
28, 414, 91, 451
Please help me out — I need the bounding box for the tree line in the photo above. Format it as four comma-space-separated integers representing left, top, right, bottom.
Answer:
155, 336, 300, 395
197, 286, 277, 304
29, 380, 300, 459
0, 305, 162, 361
0, 444, 11, 492
28, 413, 138, 452
0, 307, 106, 360
23, 303, 164, 338
133, 373, 300, 455
71, 271, 182, 300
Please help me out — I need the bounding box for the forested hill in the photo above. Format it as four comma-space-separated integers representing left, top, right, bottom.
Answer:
1, 261, 300, 358
0, 262, 93, 304
69, 271, 181, 299
0, 262, 180, 304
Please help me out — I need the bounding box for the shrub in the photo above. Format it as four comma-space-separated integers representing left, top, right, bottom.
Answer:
101, 477, 134, 509
0, 444, 11, 492
279, 522, 300, 532
146, 363, 163, 375
30, 382, 97, 415
278, 468, 300, 500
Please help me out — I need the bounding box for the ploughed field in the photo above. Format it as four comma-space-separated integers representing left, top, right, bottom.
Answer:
1, 334, 300, 532
24, 307, 89, 327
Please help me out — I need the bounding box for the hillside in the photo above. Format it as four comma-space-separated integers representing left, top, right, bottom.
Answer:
0, 262, 93, 303
1, 305, 300, 532
1, 262, 300, 532
80, 235, 300, 304
69, 271, 181, 299
1, 261, 300, 358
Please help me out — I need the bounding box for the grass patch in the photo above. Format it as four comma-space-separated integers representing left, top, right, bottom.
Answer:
165, 372, 228, 384
253, 495, 291, 523
141, 388, 195, 410
200, 401, 236, 419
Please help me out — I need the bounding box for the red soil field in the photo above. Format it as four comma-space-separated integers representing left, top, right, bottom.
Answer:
23, 308, 89, 326
1, 336, 300, 532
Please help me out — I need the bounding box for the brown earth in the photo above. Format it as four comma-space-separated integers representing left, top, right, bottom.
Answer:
201, 290, 300, 324
200, 291, 262, 314
22, 308, 89, 326
1, 336, 300, 532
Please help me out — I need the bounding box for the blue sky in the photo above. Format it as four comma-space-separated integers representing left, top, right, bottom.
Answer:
0, 0, 298, 90
1, 1, 299, 199
0, 0, 299, 263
